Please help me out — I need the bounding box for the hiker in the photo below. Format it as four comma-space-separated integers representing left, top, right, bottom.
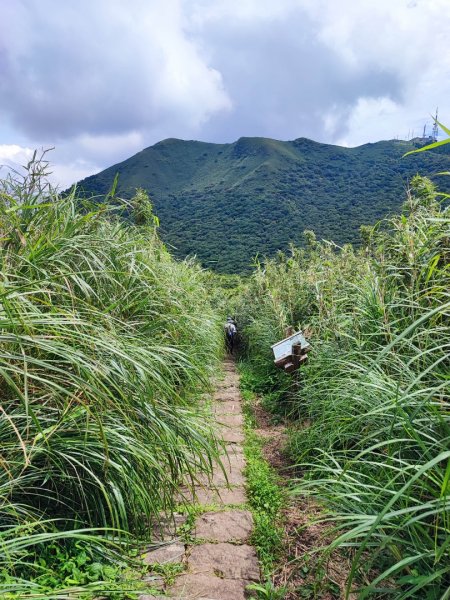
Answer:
224, 316, 237, 354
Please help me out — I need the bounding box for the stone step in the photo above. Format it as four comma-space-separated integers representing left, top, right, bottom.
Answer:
143, 362, 260, 598
213, 401, 242, 416
178, 486, 247, 506
194, 510, 253, 543
152, 513, 187, 541
167, 573, 249, 599
213, 389, 241, 402
142, 541, 185, 565
216, 413, 244, 427
219, 427, 245, 444
188, 542, 260, 581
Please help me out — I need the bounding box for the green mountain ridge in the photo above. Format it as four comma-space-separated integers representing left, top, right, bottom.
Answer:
77, 136, 450, 272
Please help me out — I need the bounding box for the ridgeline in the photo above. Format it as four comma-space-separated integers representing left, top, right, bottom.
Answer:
77, 136, 450, 272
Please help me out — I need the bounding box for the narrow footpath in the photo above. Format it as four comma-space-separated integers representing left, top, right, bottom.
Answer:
141, 358, 260, 600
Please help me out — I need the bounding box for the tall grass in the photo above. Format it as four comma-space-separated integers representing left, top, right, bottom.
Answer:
0, 155, 223, 596
236, 176, 449, 598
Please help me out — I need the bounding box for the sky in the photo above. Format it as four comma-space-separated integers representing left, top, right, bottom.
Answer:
1, 0, 449, 188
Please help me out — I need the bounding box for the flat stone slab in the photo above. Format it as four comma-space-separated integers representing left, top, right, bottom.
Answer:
217, 372, 237, 380
219, 451, 244, 464
142, 541, 185, 565
213, 401, 242, 415
213, 380, 239, 391
178, 463, 243, 492
222, 452, 246, 469
188, 543, 259, 581
194, 510, 253, 542
203, 487, 247, 505
215, 381, 234, 389
196, 466, 245, 487
152, 513, 187, 541
178, 487, 247, 506
188, 447, 245, 488
219, 427, 245, 444
217, 413, 244, 427
222, 443, 244, 455
180, 486, 247, 506
167, 573, 249, 599
221, 383, 238, 390
209, 454, 246, 486
213, 390, 241, 402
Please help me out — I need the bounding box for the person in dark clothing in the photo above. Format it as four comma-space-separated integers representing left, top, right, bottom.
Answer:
224, 316, 237, 353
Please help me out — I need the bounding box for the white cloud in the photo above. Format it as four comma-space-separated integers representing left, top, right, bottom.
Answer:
336, 97, 401, 147
1, 0, 450, 186
188, 0, 450, 145
0, 144, 34, 164
49, 160, 102, 190
0, 144, 35, 181
0, 144, 99, 189
187, 0, 302, 25
0, 0, 231, 140
77, 132, 144, 163
301, 0, 450, 144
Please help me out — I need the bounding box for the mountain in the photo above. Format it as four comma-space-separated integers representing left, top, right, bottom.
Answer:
76, 136, 450, 273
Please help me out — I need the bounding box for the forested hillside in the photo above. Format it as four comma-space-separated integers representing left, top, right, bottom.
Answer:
77, 136, 450, 272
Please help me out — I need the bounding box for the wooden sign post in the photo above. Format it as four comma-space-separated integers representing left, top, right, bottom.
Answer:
271, 328, 311, 374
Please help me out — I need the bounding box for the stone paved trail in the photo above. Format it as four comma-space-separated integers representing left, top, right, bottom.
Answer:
140, 358, 260, 600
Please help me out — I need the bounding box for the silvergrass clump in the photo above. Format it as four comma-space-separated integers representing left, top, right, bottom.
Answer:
0, 154, 223, 595
237, 176, 449, 598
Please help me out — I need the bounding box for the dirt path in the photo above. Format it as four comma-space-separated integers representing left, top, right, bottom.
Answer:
140, 358, 260, 600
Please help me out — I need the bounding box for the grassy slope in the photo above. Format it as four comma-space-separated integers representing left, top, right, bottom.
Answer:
77, 136, 450, 273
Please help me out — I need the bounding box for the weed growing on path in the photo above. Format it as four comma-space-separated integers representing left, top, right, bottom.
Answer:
240, 384, 285, 588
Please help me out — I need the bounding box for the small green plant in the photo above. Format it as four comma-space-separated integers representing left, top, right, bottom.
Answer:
247, 579, 288, 599
147, 562, 184, 586
0, 538, 163, 599
172, 509, 197, 544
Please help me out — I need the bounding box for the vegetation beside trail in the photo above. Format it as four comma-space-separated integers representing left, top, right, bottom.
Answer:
0, 157, 223, 597
236, 175, 449, 598
2, 146, 449, 600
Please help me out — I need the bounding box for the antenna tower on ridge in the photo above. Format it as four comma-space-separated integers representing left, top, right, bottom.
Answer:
432, 107, 439, 141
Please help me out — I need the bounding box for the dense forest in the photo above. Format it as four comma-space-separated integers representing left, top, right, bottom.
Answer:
77, 136, 450, 272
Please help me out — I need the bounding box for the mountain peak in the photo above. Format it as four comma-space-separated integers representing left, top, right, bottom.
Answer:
77, 136, 450, 273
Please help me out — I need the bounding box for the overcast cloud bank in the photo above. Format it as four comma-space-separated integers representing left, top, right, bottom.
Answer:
0, 0, 449, 187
